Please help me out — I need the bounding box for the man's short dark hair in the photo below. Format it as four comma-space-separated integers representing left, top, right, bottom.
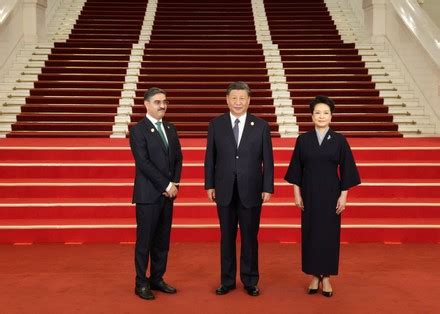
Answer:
226, 81, 252, 96
144, 87, 166, 101
309, 95, 335, 113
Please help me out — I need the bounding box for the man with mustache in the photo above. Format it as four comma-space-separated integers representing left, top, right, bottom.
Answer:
130, 87, 183, 300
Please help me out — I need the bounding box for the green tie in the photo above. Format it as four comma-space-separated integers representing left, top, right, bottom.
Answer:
155, 121, 168, 148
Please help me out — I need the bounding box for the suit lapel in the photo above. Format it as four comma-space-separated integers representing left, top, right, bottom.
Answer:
238, 114, 254, 149
323, 128, 334, 147
222, 113, 237, 149
144, 118, 168, 153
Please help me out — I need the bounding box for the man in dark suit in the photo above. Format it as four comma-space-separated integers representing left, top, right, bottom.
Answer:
130, 87, 183, 300
204, 81, 274, 296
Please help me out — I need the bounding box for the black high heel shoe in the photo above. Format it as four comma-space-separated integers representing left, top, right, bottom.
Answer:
321, 276, 333, 297
308, 275, 322, 294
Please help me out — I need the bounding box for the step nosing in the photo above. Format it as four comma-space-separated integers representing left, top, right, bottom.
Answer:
1, 147, 440, 151
0, 162, 439, 167
0, 182, 439, 186
1, 202, 440, 207
1, 224, 439, 230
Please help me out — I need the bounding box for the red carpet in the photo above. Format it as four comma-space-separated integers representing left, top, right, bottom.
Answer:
0, 243, 439, 313
129, 0, 278, 138
265, 0, 399, 136
9, 0, 148, 137
0, 137, 439, 243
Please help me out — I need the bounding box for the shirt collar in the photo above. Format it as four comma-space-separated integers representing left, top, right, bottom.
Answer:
229, 112, 247, 125
146, 113, 162, 125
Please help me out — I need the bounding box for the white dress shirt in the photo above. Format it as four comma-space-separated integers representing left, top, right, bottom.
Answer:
230, 112, 247, 147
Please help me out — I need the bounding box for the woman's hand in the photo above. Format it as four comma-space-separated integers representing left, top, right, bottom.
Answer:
336, 191, 348, 215
294, 184, 304, 211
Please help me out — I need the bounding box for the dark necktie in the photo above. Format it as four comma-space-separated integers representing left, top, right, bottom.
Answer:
155, 121, 168, 148
233, 118, 240, 146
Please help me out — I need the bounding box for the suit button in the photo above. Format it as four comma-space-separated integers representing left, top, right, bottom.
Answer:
236, 156, 239, 159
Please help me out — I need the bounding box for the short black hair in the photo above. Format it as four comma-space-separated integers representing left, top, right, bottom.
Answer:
226, 81, 251, 96
144, 87, 166, 101
309, 95, 335, 113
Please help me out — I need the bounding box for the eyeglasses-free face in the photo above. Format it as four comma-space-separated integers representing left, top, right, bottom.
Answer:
227, 89, 250, 118
312, 103, 332, 129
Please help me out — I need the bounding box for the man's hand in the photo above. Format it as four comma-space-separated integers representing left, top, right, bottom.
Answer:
207, 189, 216, 202
262, 192, 271, 203
167, 183, 178, 198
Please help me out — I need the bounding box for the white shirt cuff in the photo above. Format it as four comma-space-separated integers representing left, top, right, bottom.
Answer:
166, 182, 173, 192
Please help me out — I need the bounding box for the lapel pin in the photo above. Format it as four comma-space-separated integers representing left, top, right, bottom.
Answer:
327, 135, 331, 140
167, 125, 170, 129
250, 121, 255, 126
151, 128, 155, 133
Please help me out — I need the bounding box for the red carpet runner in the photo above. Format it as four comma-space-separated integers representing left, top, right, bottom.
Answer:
0, 138, 439, 243
6, 0, 402, 137
264, 0, 400, 137
9, 0, 148, 137
130, 0, 279, 137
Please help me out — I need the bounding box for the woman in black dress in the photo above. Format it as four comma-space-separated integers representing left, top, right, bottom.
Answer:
284, 96, 361, 297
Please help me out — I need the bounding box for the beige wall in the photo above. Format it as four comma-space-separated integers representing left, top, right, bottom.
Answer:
0, 1, 24, 80
385, 1, 440, 130
0, 0, 56, 80
419, 0, 440, 28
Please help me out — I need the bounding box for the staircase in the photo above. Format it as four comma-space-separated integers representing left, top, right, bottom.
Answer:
127, 0, 279, 138
0, 137, 439, 243
0, 0, 87, 135
6, 0, 148, 137
0, 0, 439, 243
1, 0, 437, 137
263, 0, 401, 137
325, 0, 436, 135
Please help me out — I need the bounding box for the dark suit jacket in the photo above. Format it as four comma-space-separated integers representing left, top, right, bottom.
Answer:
204, 113, 274, 208
130, 117, 183, 204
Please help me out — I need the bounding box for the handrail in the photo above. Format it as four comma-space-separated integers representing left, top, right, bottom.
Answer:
0, 0, 18, 26
390, 0, 440, 68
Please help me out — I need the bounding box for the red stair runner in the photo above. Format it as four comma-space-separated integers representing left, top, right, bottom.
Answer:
129, 0, 278, 138
8, 0, 148, 138
263, 0, 401, 137
0, 137, 439, 243
6, 0, 406, 137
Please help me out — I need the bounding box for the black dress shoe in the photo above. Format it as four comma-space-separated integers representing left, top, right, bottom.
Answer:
135, 286, 155, 300
245, 286, 260, 296
215, 285, 236, 295
150, 280, 177, 294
